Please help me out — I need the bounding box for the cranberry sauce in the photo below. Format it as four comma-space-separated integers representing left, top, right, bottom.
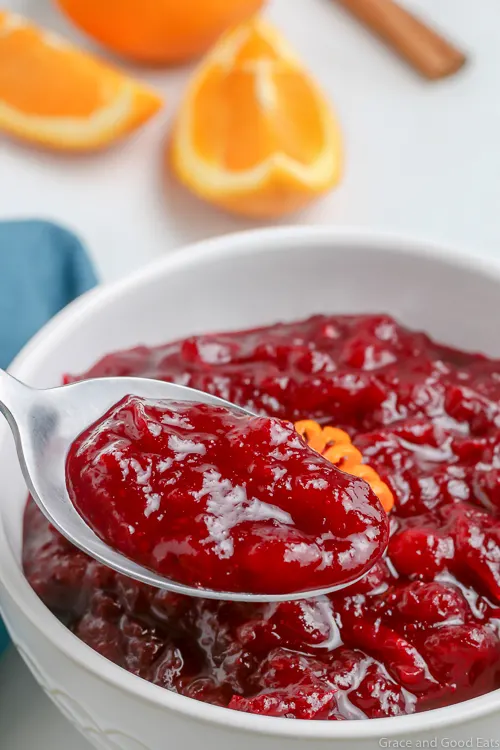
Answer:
66, 397, 388, 595
23, 315, 500, 719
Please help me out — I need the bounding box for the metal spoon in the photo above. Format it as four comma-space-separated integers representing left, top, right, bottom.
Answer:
0, 368, 366, 602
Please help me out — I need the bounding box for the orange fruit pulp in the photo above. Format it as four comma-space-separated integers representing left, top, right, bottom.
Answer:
57, 0, 266, 64
170, 18, 343, 218
0, 11, 162, 151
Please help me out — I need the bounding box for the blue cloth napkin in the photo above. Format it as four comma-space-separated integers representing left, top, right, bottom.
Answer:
0, 219, 97, 653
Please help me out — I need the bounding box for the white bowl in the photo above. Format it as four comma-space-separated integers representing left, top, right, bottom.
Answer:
1, 227, 500, 750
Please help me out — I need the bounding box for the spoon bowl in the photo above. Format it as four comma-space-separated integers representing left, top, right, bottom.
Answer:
0, 369, 365, 602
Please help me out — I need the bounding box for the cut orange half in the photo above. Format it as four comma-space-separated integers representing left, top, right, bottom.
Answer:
0, 11, 162, 151
170, 18, 343, 218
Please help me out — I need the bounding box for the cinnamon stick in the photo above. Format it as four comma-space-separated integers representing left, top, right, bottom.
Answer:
334, 0, 467, 80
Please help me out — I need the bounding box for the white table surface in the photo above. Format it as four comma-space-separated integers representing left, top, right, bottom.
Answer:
0, 0, 499, 747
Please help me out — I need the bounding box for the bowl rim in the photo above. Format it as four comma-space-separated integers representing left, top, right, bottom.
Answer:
2, 225, 500, 740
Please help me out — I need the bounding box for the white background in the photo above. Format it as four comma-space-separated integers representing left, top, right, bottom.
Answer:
0, 0, 498, 747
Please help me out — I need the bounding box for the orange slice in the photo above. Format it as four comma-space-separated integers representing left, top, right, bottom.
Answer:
170, 18, 343, 218
0, 11, 162, 151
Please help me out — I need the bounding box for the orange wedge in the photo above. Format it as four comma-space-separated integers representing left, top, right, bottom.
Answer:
170, 18, 343, 218
0, 11, 162, 151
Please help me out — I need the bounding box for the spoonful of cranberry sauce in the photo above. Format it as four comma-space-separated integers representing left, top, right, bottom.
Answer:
0, 367, 389, 601
66, 395, 390, 598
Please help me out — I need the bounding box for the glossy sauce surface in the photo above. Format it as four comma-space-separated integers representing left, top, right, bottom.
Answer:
24, 315, 500, 719
66, 397, 388, 594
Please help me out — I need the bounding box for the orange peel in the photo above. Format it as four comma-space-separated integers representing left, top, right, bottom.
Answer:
296, 419, 395, 513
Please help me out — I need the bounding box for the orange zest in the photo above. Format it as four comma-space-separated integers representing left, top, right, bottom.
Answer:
0, 11, 162, 151
170, 17, 343, 218
57, 0, 266, 64
295, 419, 395, 513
